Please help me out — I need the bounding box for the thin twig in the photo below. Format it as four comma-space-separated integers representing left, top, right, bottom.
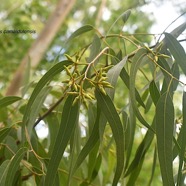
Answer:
33, 93, 66, 127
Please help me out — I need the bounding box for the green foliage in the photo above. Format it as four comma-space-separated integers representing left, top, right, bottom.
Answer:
1, 2, 186, 186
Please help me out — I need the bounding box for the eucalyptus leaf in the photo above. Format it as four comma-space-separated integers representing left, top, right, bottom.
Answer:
156, 92, 174, 186
0, 96, 21, 108
44, 95, 80, 186
95, 89, 124, 186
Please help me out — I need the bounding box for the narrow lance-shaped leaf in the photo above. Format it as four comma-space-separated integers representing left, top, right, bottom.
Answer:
44, 95, 80, 186
67, 25, 94, 42
70, 106, 101, 178
0, 127, 11, 143
149, 80, 160, 105
129, 48, 154, 132
87, 34, 101, 64
120, 67, 146, 108
22, 60, 72, 140
27, 86, 51, 135
107, 56, 128, 99
0, 96, 21, 108
176, 92, 186, 186
156, 92, 174, 186
0, 160, 10, 185
95, 89, 124, 186
5, 147, 27, 186
165, 33, 186, 75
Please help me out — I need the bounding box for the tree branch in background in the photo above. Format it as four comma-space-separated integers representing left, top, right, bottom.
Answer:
6, 0, 76, 96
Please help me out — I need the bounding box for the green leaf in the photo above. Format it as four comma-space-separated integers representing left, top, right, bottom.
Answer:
46, 113, 60, 156
0, 160, 10, 185
176, 92, 186, 186
95, 89, 124, 186
70, 107, 101, 178
27, 86, 51, 135
125, 119, 155, 177
22, 60, 72, 140
90, 153, 102, 182
0, 96, 21, 108
0, 127, 11, 143
87, 34, 101, 64
120, 67, 146, 108
107, 56, 128, 99
68, 25, 94, 42
165, 33, 186, 75
44, 95, 80, 186
122, 9, 131, 23
156, 92, 174, 186
129, 48, 154, 131
5, 147, 27, 186
149, 80, 160, 105
148, 147, 157, 185
107, 9, 131, 35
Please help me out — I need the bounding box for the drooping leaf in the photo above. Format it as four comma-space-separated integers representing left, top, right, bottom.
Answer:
46, 113, 60, 156
148, 147, 157, 185
123, 105, 136, 170
156, 92, 174, 186
125, 119, 155, 177
129, 48, 154, 131
95, 89, 124, 186
0, 160, 10, 185
120, 67, 146, 108
107, 56, 128, 99
22, 60, 72, 140
0, 96, 21, 108
90, 153, 102, 183
0, 127, 11, 143
68, 25, 94, 42
107, 9, 131, 35
176, 92, 186, 186
27, 86, 51, 135
149, 80, 160, 105
5, 147, 27, 186
44, 95, 80, 186
70, 107, 101, 178
87, 34, 101, 64
165, 33, 186, 75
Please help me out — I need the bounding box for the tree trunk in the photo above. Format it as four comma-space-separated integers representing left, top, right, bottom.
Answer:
6, 0, 76, 96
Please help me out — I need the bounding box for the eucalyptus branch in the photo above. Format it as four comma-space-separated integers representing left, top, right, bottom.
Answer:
147, 54, 186, 86
34, 90, 68, 127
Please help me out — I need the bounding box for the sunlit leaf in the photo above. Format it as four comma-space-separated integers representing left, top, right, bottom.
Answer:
107, 56, 128, 99
95, 89, 124, 185
156, 92, 174, 186
68, 25, 94, 42
44, 95, 80, 186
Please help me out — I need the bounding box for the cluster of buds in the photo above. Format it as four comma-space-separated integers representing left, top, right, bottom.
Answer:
62, 54, 113, 107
